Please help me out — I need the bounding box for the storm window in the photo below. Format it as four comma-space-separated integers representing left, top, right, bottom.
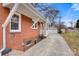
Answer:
10, 13, 21, 32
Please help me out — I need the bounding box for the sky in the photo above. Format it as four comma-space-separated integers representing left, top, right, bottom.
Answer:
48, 3, 79, 27
36, 3, 79, 27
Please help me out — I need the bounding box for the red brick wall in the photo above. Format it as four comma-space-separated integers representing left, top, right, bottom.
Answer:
0, 3, 10, 49
0, 4, 40, 50
6, 15, 40, 50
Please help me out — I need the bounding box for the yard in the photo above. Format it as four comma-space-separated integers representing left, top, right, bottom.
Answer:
61, 30, 79, 55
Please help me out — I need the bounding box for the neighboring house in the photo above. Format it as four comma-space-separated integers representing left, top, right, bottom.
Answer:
0, 3, 47, 55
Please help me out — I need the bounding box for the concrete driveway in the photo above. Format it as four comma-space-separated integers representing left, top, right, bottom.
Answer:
7, 28, 74, 56
21, 28, 74, 56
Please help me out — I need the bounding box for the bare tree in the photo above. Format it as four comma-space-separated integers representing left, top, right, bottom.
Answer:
69, 20, 75, 29
32, 3, 59, 26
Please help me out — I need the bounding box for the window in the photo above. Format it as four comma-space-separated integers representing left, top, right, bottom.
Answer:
22, 40, 32, 46
10, 13, 21, 32
26, 40, 32, 45
31, 20, 38, 29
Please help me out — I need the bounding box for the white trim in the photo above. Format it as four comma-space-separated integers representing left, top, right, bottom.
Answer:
44, 18, 49, 36
0, 53, 1, 56
31, 18, 39, 29
31, 19, 38, 29
31, 20, 38, 29
0, 27, 6, 56
23, 4, 45, 21
2, 3, 10, 7
28, 4, 45, 20
10, 12, 21, 32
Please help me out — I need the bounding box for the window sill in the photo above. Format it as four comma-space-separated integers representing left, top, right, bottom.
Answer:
10, 30, 21, 33
31, 27, 38, 30
26, 43, 32, 47
31, 28, 38, 30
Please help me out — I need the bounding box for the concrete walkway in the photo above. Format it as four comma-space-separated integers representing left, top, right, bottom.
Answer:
7, 28, 74, 56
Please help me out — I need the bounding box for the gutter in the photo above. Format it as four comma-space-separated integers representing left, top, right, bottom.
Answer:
0, 3, 19, 56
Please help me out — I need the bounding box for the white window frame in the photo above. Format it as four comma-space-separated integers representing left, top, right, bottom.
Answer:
31, 19, 38, 29
10, 12, 21, 32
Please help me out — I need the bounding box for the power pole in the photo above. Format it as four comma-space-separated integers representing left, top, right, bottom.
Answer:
58, 16, 62, 33
59, 16, 61, 29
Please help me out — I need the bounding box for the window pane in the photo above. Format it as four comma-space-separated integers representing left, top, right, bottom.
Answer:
11, 14, 19, 30
32, 20, 34, 25
32, 20, 38, 29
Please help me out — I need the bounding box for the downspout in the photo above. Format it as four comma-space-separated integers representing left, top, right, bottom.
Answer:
44, 17, 49, 37
0, 3, 19, 56
0, 27, 6, 56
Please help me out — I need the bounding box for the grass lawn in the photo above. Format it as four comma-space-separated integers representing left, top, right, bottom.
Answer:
61, 31, 79, 55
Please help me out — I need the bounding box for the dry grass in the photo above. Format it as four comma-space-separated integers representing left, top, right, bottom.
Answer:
61, 31, 79, 55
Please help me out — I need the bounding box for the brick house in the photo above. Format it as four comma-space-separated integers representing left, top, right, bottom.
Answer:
0, 3, 48, 55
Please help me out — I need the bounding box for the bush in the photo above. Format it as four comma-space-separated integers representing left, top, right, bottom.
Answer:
58, 29, 62, 34
76, 19, 79, 28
